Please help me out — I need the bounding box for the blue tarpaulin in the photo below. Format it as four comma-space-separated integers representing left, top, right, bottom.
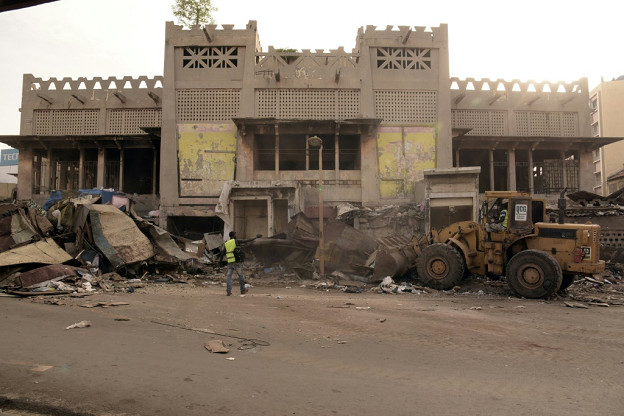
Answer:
42, 189, 120, 211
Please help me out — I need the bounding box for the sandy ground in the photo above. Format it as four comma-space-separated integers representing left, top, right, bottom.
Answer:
1, 274, 624, 416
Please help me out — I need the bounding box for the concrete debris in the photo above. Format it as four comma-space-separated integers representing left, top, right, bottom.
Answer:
564, 301, 589, 309
66, 320, 91, 330
204, 340, 230, 354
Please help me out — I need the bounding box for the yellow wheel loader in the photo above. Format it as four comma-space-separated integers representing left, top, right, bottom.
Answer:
377, 191, 605, 299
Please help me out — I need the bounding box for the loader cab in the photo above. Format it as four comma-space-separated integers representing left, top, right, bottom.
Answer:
482, 191, 543, 236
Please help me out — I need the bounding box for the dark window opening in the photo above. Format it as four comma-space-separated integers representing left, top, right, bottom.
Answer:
167, 216, 224, 241
254, 133, 360, 172
279, 134, 307, 170
52, 149, 79, 191
255, 134, 275, 171
123, 148, 156, 194
308, 135, 335, 171
339, 135, 360, 170
84, 149, 98, 190
515, 150, 531, 192
105, 148, 120, 189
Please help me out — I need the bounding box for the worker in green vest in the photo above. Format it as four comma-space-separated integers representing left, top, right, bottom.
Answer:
486, 204, 508, 232
221, 231, 261, 296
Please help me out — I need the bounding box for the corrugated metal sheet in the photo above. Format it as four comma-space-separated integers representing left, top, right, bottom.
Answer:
178, 123, 237, 197
377, 126, 436, 198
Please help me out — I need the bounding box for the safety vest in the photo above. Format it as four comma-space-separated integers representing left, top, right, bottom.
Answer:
224, 239, 237, 263
501, 209, 508, 228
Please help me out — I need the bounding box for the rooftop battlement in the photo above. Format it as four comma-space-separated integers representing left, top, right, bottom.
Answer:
359, 24, 446, 42
450, 77, 588, 95
25, 75, 163, 92
166, 20, 257, 33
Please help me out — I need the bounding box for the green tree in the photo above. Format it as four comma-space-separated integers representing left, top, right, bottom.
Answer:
172, 0, 217, 27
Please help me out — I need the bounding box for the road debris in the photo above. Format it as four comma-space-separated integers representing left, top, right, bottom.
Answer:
563, 301, 589, 309
204, 340, 230, 353
65, 320, 91, 330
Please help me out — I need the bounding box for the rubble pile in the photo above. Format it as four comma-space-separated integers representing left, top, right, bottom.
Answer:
562, 262, 624, 306
0, 193, 218, 296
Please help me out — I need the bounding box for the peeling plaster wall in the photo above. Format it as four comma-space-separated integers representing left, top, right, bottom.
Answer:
177, 123, 237, 197
377, 126, 436, 199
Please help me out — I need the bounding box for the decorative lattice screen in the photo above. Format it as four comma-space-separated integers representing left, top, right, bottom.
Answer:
107, 109, 162, 134
176, 89, 241, 122
374, 90, 437, 123
375, 47, 432, 70
255, 89, 360, 119
181, 46, 239, 69
515, 111, 578, 136
451, 110, 507, 135
33, 110, 99, 135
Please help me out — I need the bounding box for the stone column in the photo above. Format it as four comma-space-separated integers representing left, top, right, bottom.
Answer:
528, 149, 534, 194
97, 148, 105, 188
78, 148, 85, 189
16, 144, 33, 200
507, 149, 516, 191
561, 151, 568, 189
119, 149, 124, 192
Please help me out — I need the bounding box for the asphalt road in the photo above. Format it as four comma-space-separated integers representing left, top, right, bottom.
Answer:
1, 283, 624, 415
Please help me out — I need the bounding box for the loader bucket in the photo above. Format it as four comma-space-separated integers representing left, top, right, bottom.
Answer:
371, 235, 420, 282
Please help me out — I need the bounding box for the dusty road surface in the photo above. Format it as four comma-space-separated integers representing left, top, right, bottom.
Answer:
1, 281, 624, 416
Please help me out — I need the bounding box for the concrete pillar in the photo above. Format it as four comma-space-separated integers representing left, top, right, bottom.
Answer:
160, 22, 181, 216
119, 149, 124, 192
455, 149, 460, 167
579, 150, 594, 192
45, 149, 52, 193
489, 149, 495, 191
435, 24, 452, 169
528, 150, 534, 194
267, 196, 274, 237
48, 150, 56, 191
16, 144, 33, 200
275, 124, 280, 177
97, 148, 105, 188
78, 148, 85, 189
507, 149, 516, 191
361, 128, 381, 205
561, 151, 567, 189
334, 127, 340, 179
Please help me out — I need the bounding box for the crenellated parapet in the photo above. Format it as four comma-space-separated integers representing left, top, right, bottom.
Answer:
22, 74, 164, 112
167, 20, 257, 34
26, 75, 163, 92
359, 24, 446, 44
256, 46, 358, 71
450, 77, 588, 95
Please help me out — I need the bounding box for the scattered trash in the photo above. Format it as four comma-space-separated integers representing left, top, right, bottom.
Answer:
355, 306, 371, 310
564, 301, 589, 309
226, 357, 236, 361
80, 301, 129, 308
65, 320, 91, 330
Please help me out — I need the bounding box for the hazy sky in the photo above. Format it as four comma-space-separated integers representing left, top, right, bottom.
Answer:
0, 0, 622, 139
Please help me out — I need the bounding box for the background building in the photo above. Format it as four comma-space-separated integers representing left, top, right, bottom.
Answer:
590, 77, 624, 195
1, 21, 620, 239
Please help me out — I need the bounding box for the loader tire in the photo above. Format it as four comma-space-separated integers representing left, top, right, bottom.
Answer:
506, 250, 562, 299
558, 274, 576, 292
416, 243, 465, 290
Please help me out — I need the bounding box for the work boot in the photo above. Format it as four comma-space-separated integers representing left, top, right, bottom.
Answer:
226, 291, 232, 296
241, 289, 248, 295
